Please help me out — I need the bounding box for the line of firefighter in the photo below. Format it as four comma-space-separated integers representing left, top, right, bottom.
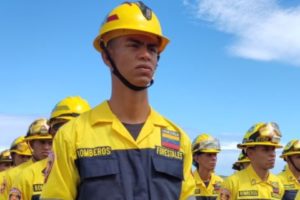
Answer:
0, 1, 300, 200
1, 114, 300, 199
0, 96, 91, 200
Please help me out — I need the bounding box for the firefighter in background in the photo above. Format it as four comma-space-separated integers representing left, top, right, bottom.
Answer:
232, 152, 250, 171
278, 139, 300, 200
41, 1, 195, 199
9, 97, 91, 200
48, 96, 91, 137
9, 137, 32, 167
192, 133, 223, 199
44, 96, 91, 182
0, 149, 12, 196
9, 118, 52, 200
0, 150, 12, 172
0, 136, 32, 198
218, 122, 284, 200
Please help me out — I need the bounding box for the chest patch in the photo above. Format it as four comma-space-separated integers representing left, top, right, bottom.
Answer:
161, 129, 180, 150
156, 146, 183, 160
76, 146, 112, 158
239, 190, 258, 197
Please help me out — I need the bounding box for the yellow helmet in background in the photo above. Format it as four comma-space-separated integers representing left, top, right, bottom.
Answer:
94, 1, 169, 53
0, 149, 12, 163
192, 133, 221, 154
232, 152, 250, 171
236, 152, 250, 164
50, 96, 91, 122
280, 140, 300, 158
237, 122, 282, 149
10, 136, 32, 156
25, 118, 52, 141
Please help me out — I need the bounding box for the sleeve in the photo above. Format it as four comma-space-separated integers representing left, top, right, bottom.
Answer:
0, 173, 6, 196
2, 170, 12, 199
217, 177, 235, 200
40, 123, 79, 200
179, 134, 196, 200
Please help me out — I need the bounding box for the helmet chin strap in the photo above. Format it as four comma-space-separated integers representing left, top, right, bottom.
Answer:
100, 41, 154, 91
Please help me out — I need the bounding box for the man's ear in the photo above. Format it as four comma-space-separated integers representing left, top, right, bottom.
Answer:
245, 148, 254, 159
101, 52, 113, 69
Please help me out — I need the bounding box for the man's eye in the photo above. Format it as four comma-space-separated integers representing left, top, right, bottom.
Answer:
149, 47, 158, 53
127, 43, 139, 48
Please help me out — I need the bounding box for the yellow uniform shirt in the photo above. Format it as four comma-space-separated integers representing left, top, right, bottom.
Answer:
41, 101, 195, 200
193, 170, 223, 200
278, 165, 300, 200
0, 159, 33, 200
218, 164, 284, 200
10, 159, 47, 200
0, 171, 6, 198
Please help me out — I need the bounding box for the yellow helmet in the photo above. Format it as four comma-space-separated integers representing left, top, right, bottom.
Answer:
50, 96, 91, 121
236, 152, 250, 164
0, 149, 12, 163
25, 118, 52, 141
192, 133, 221, 153
232, 152, 250, 170
237, 122, 282, 149
10, 136, 32, 156
94, 1, 169, 53
280, 140, 300, 158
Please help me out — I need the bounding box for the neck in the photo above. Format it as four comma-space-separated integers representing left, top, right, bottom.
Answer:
109, 81, 150, 124
198, 167, 212, 182
252, 164, 269, 181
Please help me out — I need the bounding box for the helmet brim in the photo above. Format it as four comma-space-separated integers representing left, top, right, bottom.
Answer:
94, 29, 169, 53
237, 142, 283, 149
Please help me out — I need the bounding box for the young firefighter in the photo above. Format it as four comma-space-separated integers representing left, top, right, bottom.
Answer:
0, 136, 32, 199
48, 96, 91, 137
9, 118, 52, 200
44, 96, 91, 182
0, 150, 12, 173
278, 139, 300, 200
192, 133, 223, 199
41, 1, 195, 199
9, 97, 91, 200
218, 122, 284, 200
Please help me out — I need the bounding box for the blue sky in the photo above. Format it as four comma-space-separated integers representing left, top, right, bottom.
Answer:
1, 0, 300, 176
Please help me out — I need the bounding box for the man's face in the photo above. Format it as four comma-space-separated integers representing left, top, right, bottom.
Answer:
248, 145, 276, 170
13, 153, 31, 166
287, 154, 300, 171
30, 139, 52, 161
194, 152, 217, 171
105, 34, 159, 87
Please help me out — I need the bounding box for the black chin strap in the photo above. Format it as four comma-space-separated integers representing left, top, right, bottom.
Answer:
100, 41, 154, 91
288, 156, 300, 172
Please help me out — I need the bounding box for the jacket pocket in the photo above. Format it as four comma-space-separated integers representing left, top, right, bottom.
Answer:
77, 156, 119, 179
76, 156, 124, 200
151, 153, 184, 199
152, 153, 184, 180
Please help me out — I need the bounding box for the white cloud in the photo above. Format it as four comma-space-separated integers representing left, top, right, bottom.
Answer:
221, 141, 238, 150
183, 0, 300, 66
0, 114, 42, 148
